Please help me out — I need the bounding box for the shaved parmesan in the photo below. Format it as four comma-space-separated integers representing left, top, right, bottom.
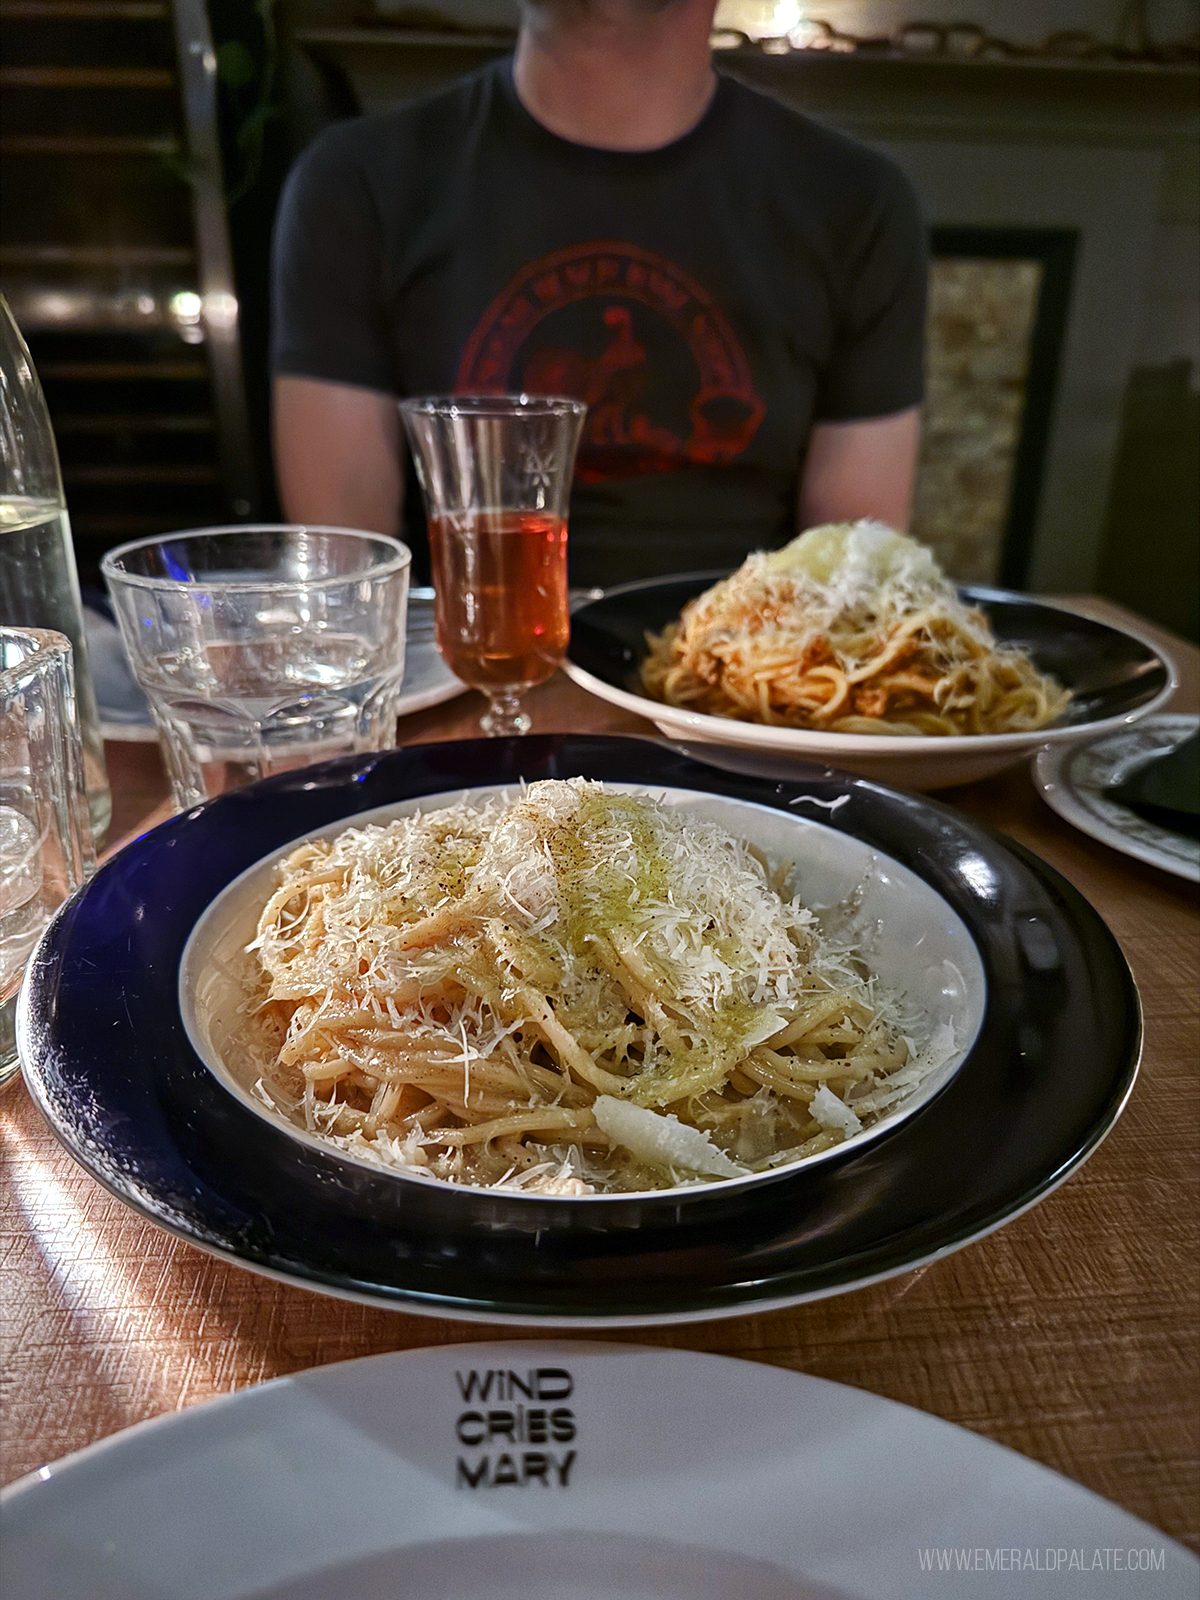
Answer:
675, 520, 993, 677
809, 1084, 863, 1138
762, 519, 943, 600
593, 1095, 748, 1179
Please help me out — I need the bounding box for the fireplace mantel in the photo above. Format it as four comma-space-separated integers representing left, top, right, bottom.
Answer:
297, 28, 1196, 144
295, 26, 1198, 594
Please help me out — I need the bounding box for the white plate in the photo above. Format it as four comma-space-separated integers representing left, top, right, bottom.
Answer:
1033, 715, 1200, 882
388, 593, 470, 717
88, 591, 467, 743
2, 1342, 1195, 1600
565, 581, 1177, 790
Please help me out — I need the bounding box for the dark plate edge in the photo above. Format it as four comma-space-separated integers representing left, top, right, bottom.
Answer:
16, 737, 1145, 1325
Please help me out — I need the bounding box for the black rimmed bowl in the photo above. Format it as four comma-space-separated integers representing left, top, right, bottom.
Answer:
565, 578, 1176, 790
17, 736, 1140, 1325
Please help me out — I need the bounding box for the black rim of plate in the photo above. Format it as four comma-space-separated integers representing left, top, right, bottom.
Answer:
566, 576, 1171, 732
19, 735, 1141, 1325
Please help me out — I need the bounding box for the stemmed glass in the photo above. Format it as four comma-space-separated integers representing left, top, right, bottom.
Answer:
399, 395, 587, 736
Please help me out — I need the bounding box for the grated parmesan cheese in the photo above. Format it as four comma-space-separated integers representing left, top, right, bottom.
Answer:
233, 779, 960, 1193
693, 520, 993, 674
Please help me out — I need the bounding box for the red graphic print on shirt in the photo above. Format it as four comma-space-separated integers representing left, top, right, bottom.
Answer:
455, 241, 765, 481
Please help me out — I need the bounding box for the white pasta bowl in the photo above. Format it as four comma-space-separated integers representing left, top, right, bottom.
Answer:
565, 577, 1177, 790
180, 783, 987, 1201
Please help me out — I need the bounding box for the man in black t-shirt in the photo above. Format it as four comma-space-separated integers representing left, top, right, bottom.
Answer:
271, 0, 927, 586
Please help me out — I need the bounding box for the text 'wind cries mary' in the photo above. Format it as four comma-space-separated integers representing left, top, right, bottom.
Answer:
454, 1364, 578, 1490
226, 780, 960, 1195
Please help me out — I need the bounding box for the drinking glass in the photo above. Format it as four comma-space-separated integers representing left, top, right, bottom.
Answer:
1, 294, 111, 844
1, 626, 96, 1088
102, 526, 411, 812
399, 395, 587, 736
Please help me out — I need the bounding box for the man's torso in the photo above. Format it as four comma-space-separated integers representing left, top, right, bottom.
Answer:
273, 61, 925, 584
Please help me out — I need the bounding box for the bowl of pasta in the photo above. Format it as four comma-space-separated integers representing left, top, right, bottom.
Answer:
565, 523, 1175, 790
19, 735, 1140, 1323
181, 776, 983, 1201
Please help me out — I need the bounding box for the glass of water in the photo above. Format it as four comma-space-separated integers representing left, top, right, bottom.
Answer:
1, 626, 96, 1088
101, 526, 411, 812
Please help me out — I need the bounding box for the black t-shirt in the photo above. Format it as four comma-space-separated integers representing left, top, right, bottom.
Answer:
271, 59, 927, 586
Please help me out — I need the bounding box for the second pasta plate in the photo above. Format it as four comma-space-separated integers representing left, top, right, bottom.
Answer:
566, 577, 1175, 789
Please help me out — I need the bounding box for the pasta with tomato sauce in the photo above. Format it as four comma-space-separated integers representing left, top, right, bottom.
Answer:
639, 522, 1070, 736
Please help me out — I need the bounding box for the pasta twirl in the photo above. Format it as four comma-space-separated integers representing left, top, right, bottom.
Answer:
236, 780, 951, 1195
639, 521, 1070, 736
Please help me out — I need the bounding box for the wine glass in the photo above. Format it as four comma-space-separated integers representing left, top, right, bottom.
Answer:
399, 395, 587, 736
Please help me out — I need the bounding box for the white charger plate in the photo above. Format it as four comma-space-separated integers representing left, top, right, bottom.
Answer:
1033, 714, 1200, 883
2, 1342, 1195, 1600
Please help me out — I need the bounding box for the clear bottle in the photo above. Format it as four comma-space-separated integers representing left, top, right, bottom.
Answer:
0, 295, 111, 845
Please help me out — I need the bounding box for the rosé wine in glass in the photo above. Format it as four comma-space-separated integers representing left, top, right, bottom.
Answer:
428, 509, 569, 694
400, 395, 586, 737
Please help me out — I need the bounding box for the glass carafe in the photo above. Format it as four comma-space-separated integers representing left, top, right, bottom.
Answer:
0, 295, 111, 844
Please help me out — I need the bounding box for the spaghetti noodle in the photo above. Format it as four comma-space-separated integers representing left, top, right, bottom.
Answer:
233, 780, 954, 1195
639, 521, 1070, 736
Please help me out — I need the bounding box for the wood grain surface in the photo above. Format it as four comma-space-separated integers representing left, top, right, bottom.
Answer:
2, 597, 1196, 1555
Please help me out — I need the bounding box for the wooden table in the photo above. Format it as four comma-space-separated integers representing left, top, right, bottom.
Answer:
2, 598, 1196, 1554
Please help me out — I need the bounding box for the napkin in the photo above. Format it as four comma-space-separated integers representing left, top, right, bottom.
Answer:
1105, 732, 1200, 840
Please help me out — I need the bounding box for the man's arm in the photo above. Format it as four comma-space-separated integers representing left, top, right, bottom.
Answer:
797, 405, 921, 532
273, 376, 403, 535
